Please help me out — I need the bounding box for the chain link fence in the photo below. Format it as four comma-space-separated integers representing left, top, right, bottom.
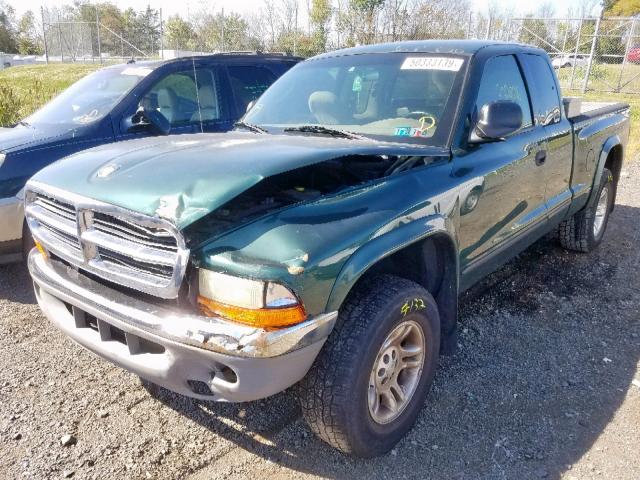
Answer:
502, 17, 640, 93
38, 8, 640, 94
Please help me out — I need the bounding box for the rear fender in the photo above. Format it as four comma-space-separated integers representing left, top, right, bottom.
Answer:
587, 134, 621, 207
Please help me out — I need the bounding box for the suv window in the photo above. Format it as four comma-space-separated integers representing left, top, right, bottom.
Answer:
227, 65, 277, 113
475, 55, 533, 130
523, 54, 562, 126
141, 68, 224, 127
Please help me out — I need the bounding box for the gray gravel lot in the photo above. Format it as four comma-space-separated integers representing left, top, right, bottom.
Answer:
1, 162, 639, 480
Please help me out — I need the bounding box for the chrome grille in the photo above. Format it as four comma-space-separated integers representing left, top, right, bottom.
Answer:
25, 182, 189, 299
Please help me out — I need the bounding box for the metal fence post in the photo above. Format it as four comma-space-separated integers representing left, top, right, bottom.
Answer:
485, 16, 492, 40
617, 18, 636, 92
58, 14, 64, 63
160, 8, 164, 59
466, 11, 472, 39
41, 7, 49, 64
96, 7, 102, 64
582, 16, 601, 93
570, 17, 584, 90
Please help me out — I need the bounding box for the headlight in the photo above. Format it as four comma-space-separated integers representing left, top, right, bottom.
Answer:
197, 269, 306, 328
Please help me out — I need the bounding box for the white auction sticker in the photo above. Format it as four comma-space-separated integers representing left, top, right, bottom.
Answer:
401, 57, 464, 71
121, 67, 153, 77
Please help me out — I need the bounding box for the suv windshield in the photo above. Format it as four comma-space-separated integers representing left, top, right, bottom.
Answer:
25, 65, 152, 127
244, 53, 467, 145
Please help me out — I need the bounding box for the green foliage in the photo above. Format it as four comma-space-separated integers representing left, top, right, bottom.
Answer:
165, 15, 197, 51
604, 0, 640, 16
0, 1, 17, 53
17, 11, 42, 55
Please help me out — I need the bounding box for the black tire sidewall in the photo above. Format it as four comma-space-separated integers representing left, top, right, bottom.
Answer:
588, 168, 614, 248
346, 285, 440, 457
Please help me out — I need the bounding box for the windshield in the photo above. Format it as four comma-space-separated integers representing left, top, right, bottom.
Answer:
25, 65, 152, 127
244, 53, 467, 145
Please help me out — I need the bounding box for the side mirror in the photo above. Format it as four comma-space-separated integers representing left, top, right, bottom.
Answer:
125, 106, 171, 136
470, 100, 522, 143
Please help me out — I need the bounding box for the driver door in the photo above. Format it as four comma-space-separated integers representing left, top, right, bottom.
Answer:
456, 54, 549, 288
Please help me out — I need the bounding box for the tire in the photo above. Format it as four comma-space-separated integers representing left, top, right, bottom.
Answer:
558, 168, 614, 253
297, 274, 440, 457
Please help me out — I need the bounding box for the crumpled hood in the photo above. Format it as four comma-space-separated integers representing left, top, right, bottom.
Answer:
29, 131, 447, 230
0, 125, 77, 153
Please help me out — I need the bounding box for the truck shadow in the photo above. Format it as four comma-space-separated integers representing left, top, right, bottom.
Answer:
0, 261, 36, 305
147, 203, 640, 479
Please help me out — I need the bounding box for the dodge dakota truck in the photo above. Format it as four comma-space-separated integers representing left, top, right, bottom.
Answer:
25, 40, 629, 457
0, 53, 298, 263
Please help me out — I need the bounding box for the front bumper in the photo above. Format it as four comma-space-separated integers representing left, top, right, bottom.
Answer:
29, 251, 337, 401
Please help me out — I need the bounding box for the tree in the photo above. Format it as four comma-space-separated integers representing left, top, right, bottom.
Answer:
164, 15, 196, 51
0, 2, 17, 53
603, 0, 640, 16
309, 0, 331, 52
17, 11, 41, 55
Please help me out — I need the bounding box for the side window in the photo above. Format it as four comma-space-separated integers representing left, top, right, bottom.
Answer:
140, 68, 224, 127
227, 65, 277, 113
475, 55, 533, 130
523, 54, 562, 126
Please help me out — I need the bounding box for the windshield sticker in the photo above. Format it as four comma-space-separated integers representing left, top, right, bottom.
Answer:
352, 76, 362, 92
401, 57, 463, 71
121, 67, 153, 77
394, 115, 437, 138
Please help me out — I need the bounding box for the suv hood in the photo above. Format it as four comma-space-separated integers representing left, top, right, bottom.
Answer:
0, 125, 78, 153
29, 132, 448, 229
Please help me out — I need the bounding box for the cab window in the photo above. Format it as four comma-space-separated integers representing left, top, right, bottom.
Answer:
140, 68, 224, 127
475, 55, 533, 130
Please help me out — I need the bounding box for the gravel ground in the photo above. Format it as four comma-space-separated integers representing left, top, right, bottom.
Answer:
1, 163, 639, 480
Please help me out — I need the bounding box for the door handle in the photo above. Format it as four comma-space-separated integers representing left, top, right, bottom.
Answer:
535, 149, 547, 166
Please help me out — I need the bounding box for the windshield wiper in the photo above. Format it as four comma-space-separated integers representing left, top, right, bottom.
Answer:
283, 125, 361, 139
234, 121, 268, 134
16, 120, 31, 128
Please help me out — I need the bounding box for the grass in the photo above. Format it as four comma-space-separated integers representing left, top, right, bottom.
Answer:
0, 63, 638, 161
0, 64, 100, 126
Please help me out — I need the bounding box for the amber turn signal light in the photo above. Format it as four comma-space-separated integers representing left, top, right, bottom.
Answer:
34, 240, 48, 259
197, 295, 307, 329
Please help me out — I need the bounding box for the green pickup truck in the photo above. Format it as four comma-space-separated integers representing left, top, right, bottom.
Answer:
26, 40, 629, 457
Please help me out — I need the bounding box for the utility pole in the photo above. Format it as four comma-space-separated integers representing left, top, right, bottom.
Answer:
41, 7, 49, 64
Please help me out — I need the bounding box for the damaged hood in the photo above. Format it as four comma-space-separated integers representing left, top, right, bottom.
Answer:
29, 132, 448, 229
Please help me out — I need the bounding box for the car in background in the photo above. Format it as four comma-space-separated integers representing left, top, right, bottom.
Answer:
627, 45, 640, 63
0, 53, 299, 263
551, 54, 590, 69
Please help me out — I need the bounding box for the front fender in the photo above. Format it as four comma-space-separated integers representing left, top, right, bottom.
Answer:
325, 214, 458, 312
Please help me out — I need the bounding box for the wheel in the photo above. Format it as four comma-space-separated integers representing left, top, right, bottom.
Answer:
558, 168, 613, 252
297, 274, 440, 457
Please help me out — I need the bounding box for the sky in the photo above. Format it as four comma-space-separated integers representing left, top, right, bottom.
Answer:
11, 0, 602, 20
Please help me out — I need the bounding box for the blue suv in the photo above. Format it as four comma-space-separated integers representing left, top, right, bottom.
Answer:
0, 53, 299, 262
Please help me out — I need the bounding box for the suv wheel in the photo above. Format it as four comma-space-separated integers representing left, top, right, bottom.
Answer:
558, 168, 613, 253
297, 274, 440, 457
